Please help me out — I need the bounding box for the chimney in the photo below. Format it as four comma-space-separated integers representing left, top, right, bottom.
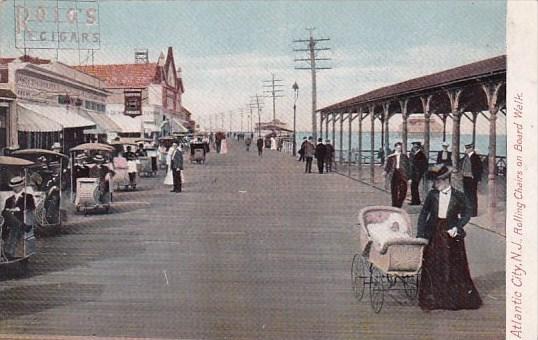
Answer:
135, 49, 149, 64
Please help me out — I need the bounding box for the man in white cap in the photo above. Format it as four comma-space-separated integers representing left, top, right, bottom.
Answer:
460, 143, 482, 217
436, 141, 452, 166
1, 176, 36, 258
51, 142, 62, 154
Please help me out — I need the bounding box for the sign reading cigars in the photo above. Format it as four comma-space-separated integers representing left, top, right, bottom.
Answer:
14, 0, 100, 50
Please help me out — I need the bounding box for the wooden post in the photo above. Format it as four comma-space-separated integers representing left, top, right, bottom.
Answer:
447, 89, 463, 170
358, 110, 363, 169
348, 112, 352, 177
332, 112, 336, 147
442, 114, 447, 141
339, 112, 344, 163
482, 81, 504, 218
471, 112, 479, 147
325, 115, 329, 140
400, 99, 409, 153
369, 105, 376, 183
383, 102, 391, 165
320, 112, 323, 140
420, 95, 432, 161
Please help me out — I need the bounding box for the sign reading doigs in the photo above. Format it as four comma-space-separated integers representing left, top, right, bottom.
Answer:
14, 0, 100, 50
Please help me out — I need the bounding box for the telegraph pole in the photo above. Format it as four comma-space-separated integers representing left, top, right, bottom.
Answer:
263, 73, 284, 121
239, 108, 244, 133
250, 95, 264, 138
229, 110, 233, 134
293, 27, 331, 142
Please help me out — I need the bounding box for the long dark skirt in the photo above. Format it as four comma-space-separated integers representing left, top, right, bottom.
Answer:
419, 219, 482, 310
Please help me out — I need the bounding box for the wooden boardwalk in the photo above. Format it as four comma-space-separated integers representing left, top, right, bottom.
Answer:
0, 141, 505, 339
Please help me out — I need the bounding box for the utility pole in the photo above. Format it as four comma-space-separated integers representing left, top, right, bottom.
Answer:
239, 108, 244, 133
221, 112, 225, 130
263, 73, 284, 121
229, 110, 233, 133
250, 95, 264, 137
293, 27, 331, 142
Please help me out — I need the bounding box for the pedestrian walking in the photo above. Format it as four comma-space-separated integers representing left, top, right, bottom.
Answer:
245, 136, 252, 152
417, 164, 482, 311
460, 143, 482, 217
436, 141, 453, 166
383, 142, 411, 208
170, 144, 184, 193
325, 139, 335, 172
314, 138, 327, 174
409, 141, 428, 205
298, 137, 307, 162
303, 137, 315, 173
124, 145, 138, 190
256, 137, 264, 157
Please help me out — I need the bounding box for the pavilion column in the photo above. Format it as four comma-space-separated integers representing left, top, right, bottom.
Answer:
339, 112, 344, 163
471, 112, 479, 147
482, 81, 504, 217
399, 99, 409, 153
319, 112, 323, 138
332, 112, 336, 146
348, 112, 353, 176
358, 111, 363, 169
325, 115, 329, 140
447, 89, 463, 170
382, 102, 391, 163
442, 114, 448, 141
369, 105, 376, 183
420, 95, 432, 159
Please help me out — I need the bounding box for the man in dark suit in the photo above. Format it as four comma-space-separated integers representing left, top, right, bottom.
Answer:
384, 142, 411, 208
436, 141, 453, 166
324, 139, 335, 172
298, 137, 307, 162
171, 144, 184, 193
409, 141, 428, 205
460, 143, 482, 217
314, 138, 327, 174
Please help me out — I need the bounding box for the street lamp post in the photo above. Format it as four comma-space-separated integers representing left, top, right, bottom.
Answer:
292, 81, 299, 156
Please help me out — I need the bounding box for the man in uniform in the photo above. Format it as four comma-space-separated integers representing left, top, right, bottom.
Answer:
436, 141, 452, 166
171, 144, 184, 193
314, 138, 327, 174
383, 142, 411, 208
2, 176, 36, 259
124, 145, 138, 190
325, 139, 335, 172
460, 143, 482, 217
409, 141, 428, 205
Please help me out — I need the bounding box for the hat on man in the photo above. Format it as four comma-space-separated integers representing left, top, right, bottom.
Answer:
441, 141, 450, 147
411, 141, 422, 147
427, 164, 452, 180
75, 154, 87, 161
465, 143, 474, 149
308, 136, 313, 140
394, 142, 402, 147
93, 154, 105, 163
51, 142, 62, 150
325, 139, 331, 143
303, 137, 307, 140
318, 138, 323, 142
8, 176, 25, 188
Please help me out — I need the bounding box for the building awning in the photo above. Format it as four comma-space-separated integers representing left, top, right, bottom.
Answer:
83, 110, 122, 135
18, 102, 95, 129
17, 105, 63, 132
170, 118, 188, 133
108, 114, 143, 133
144, 122, 160, 133
0, 89, 16, 100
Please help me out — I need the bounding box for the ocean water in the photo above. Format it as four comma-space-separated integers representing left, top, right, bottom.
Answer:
295, 132, 507, 157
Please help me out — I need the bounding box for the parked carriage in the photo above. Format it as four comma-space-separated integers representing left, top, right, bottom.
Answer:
11, 149, 68, 230
69, 143, 115, 215
0, 156, 37, 270
351, 206, 428, 313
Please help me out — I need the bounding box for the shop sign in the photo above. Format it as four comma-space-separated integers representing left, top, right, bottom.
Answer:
124, 91, 142, 117
14, 0, 100, 50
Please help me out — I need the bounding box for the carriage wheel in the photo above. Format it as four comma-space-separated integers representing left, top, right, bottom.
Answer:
369, 267, 385, 313
403, 271, 420, 300
351, 254, 368, 301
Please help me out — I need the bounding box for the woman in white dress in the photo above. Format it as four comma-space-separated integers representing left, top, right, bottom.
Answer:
163, 144, 175, 186
220, 138, 228, 154
270, 137, 277, 150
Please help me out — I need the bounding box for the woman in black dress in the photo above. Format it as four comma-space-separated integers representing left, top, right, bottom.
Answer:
417, 164, 482, 311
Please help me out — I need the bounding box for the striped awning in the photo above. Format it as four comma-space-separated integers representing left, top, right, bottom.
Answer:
170, 118, 188, 133
17, 104, 63, 132
18, 102, 95, 129
83, 110, 122, 134
108, 113, 143, 133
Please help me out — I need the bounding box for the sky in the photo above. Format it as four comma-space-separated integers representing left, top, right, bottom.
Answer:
0, 0, 507, 132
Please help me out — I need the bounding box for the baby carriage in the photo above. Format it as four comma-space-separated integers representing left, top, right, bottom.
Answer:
351, 206, 428, 313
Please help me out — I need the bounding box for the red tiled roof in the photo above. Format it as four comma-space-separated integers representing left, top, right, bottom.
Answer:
0, 55, 51, 65
321, 55, 506, 112
75, 63, 161, 88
